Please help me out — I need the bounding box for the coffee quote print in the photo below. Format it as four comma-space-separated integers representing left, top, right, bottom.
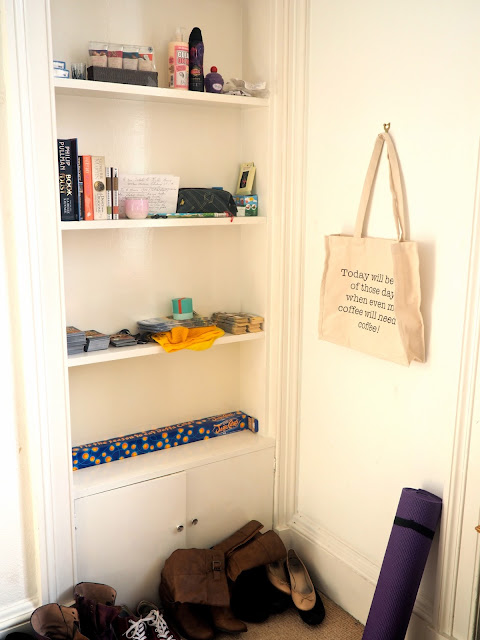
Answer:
337, 268, 396, 333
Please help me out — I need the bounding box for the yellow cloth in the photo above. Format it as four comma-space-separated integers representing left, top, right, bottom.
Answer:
152, 325, 225, 353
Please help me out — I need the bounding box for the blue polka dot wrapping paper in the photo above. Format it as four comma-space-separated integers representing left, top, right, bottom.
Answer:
72, 411, 258, 471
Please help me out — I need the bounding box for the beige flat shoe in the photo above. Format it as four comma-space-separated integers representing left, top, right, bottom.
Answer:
286, 549, 316, 611
266, 559, 291, 594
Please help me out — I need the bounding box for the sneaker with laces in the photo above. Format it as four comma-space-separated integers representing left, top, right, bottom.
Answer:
140, 608, 180, 640
112, 607, 151, 640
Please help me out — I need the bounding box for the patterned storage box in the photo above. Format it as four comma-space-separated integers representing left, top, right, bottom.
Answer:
72, 410, 258, 471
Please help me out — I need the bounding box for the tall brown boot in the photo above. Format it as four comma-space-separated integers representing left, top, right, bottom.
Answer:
226, 530, 287, 581
31, 604, 89, 640
74, 582, 122, 640
159, 581, 214, 640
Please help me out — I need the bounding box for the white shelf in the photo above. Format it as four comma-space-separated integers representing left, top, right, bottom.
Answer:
60, 217, 266, 230
54, 78, 269, 109
68, 331, 265, 367
72, 430, 275, 500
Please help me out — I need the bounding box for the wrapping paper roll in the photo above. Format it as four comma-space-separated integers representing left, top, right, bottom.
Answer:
362, 488, 442, 640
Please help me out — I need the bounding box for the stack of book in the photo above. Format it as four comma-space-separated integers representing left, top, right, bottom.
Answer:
84, 330, 110, 352
212, 312, 264, 334
66, 326, 87, 354
137, 314, 213, 333
110, 332, 138, 348
57, 137, 119, 222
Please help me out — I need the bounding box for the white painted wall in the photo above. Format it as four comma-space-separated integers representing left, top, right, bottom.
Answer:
297, 0, 480, 637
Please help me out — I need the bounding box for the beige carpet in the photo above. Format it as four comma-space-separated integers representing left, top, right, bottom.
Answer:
217, 595, 364, 639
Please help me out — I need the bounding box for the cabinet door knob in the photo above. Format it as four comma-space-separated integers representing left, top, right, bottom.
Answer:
191, 518, 199, 526
176, 525, 184, 532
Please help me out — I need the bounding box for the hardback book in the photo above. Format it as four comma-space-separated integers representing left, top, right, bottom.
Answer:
70, 139, 81, 220
57, 138, 79, 221
77, 155, 85, 220
112, 167, 119, 219
105, 166, 112, 220
91, 155, 108, 220
82, 155, 94, 220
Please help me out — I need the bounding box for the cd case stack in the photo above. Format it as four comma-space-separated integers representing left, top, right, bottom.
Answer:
110, 332, 138, 347
66, 326, 87, 354
212, 312, 264, 335
137, 314, 212, 334
85, 330, 110, 352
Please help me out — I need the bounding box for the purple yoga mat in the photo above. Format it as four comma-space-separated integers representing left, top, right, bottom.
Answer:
362, 488, 442, 640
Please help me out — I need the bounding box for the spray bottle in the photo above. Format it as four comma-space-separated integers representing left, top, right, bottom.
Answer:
188, 27, 204, 92
168, 27, 189, 90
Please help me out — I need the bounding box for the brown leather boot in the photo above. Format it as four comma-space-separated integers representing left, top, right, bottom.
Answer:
226, 529, 287, 582
212, 520, 263, 556
210, 606, 247, 634
159, 581, 214, 640
74, 582, 121, 640
161, 548, 230, 606
31, 604, 89, 640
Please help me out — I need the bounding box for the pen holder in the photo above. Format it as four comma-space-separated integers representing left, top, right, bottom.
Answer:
172, 297, 193, 320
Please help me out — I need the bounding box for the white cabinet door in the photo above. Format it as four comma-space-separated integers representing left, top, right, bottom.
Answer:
75, 472, 187, 609
186, 448, 275, 549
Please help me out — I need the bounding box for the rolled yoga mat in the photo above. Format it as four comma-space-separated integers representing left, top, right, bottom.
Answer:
362, 488, 442, 640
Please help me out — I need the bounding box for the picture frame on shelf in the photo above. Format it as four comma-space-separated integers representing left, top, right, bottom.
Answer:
236, 161, 256, 195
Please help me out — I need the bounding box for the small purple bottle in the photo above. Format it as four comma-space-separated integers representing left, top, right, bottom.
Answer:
205, 66, 224, 93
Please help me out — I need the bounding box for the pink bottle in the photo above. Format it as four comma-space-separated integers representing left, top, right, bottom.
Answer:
205, 66, 224, 93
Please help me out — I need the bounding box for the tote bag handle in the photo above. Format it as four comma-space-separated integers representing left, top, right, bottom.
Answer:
354, 131, 406, 241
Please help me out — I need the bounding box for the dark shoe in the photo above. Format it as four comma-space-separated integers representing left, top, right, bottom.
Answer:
74, 582, 121, 640
159, 581, 214, 640
31, 604, 89, 640
297, 589, 326, 626
112, 606, 155, 640
230, 566, 272, 623
210, 606, 247, 634
286, 550, 325, 626
135, 601, 181, 640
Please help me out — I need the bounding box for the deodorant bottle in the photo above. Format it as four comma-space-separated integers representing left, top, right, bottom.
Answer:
168, 27, 189, 89
188, 27, 204, 91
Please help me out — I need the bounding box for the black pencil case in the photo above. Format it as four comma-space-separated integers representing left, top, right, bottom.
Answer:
176, 188, 238, 215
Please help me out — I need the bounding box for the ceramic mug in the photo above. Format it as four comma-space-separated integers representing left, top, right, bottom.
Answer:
125, 198, 149, 219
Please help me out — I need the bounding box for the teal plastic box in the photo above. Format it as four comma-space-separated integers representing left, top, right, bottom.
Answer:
72, 410, 258, 471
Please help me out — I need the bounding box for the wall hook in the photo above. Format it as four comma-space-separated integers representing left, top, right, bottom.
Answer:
383, 122, 391, 132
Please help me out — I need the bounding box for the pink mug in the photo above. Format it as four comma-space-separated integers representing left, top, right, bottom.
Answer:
125, 198, 149, 219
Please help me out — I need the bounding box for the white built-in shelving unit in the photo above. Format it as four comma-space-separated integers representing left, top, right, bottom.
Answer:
47, 0, 276, 607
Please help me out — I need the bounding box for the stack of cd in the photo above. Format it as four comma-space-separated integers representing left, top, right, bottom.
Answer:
110, 332, 138, 347
85, 330, 110, 352
66, 326, 87, 354
212, 312, 264, 335
137, 314, 212, 333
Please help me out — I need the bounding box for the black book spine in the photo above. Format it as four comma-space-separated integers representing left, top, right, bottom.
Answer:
57, 138, 76, 221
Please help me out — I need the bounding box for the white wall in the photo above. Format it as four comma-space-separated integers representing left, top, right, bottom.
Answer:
297, 1, 480, 637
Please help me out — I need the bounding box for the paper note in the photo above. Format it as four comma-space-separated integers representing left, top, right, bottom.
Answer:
118, 174, 180, 215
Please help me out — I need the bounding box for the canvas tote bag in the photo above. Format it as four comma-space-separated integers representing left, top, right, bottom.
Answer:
318, 131, 425, 366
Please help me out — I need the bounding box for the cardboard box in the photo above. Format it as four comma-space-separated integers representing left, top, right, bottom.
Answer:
72, 410, 258, 471
234, 195, 258, 216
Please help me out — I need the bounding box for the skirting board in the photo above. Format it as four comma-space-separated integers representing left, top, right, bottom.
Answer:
285, 514, 451, 640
